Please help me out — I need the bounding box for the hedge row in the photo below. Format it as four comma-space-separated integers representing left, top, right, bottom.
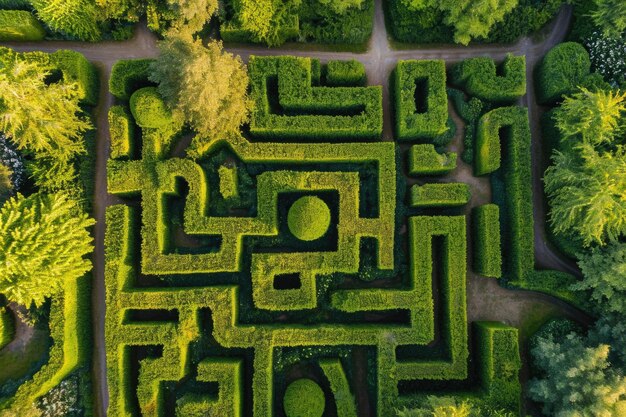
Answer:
0, 307, 13, 350
410, 183, 471, 207
451, 55, 526, 103
319, 359, 357, 417
394, 60, 448, 140
409, 144, 456, 176
475, 108, 509, 175
535, 42, 591, 104
129, 87, 175, 129
326, 59, 366, 87
0, 10, 45, 41
472, 204, 502, 278
109, 59, 155, 100
108, 105, 134, 160
249, 55, 383, 140
218, 164, 239, 200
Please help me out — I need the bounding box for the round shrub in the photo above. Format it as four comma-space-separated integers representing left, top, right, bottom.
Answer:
537, 42, 591, 104
129, 87, 173, 129
283, 378, 325, 417
287, 196, 331, 241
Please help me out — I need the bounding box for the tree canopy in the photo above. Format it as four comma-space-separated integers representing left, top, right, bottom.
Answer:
317, 0, 364, 15
166, 0, 217, 36
591, 0, 626, 38
234, 0, 301, 46
0, 192, 95, 307
149, 36, 253, 158
30, 0, 102, 41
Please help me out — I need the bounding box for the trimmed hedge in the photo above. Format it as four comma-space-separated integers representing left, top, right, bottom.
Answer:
249, 55, 383, 140
0, 307, 14, 350
326, 59, 366, 86
535, 42, 591, 104
452, 55, 526, 103
109, 59, 155, 100
108, 105, 135, 160
475, 108, 509, 175
129, 87, 173, 129
410, 183, 471, 207
394, 60, 448, 140
218, 164, 239, 200
319, 359, 357, 417
287, 196, 331, 241
409, 144, 456, 176
283, 379, 325, 417
0, 10, 46, 41
473, 204, 502, 278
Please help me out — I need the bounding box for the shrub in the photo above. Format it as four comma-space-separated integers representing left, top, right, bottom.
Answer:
48, 50, 99, 106
475, 108, 510, 175
410, 183, 471, 207
394, 60, 448, 140
30, 0, 101, 41
451, 55, 526, 103
0, 10, 46, 41
0, 307, 14, 350
108, 106, 135, 160
409, 144, 456, 175
283, 379, 326, 417
584, 32, 626, 87
326, 59, 366, 86
287, 196, 331, 241
536, 42, 591, 104
473, 205, 502, 278
109, 59, 155, 100
129, 87, 174, 129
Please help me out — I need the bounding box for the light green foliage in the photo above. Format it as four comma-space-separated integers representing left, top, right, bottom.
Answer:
554, 88, 626, 146
0, 307, 14, 350
572, 243, 626, 315
129, 87, 175, 129
149, 36, 252, 158
231, 0, 301, 46
473, 205, 502, 278
0, 192, 95, 307
30, 0, 102, 41
410, 183, 470, 207
591, 0, 626, 38
287, 196, 331, 241
409, 144, 456, 176
0, 10, 46, 41
0, 57, 92, 161
529, 333, 626, 417
439, 0, 519, 45
0, 163, 12, 202
536, 42, 591, 104
317, 0, 364, 15
166, 0, 217, 35
283, 379, 326, 417
218, 164, 239, 200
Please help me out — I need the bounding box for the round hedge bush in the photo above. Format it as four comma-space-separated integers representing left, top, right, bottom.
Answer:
287, 196, 331, 241
129, 87, 172, 129
283, 378, 325, 417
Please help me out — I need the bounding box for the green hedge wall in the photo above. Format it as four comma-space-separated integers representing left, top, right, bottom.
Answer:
394, 60, 448, 140
535, 42, 591, 104
326, 59, 366, 87
109, 59, 155, 100
475, 107, 510, 175
409, 144, 456, 176
109, 105, 135, 160
452, 55, 526, 103
472, 204, 502, 278
410, 183, 471, 207
249, 55, 382, 140
0, 307, 14, 350
0, 10, 45, 41
129, 87, 174, 129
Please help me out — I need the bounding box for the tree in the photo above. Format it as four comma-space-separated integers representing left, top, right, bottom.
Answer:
438, 0, 519, 45
317, 0, 364, 15
591, 0, 626, 38
30, 0, 102, 41
166, 0, 217, 36
233, 0, 301, 46
0, 164, 12, 202
149, 36, 253, 158
554, 88, 626, 147
0, 58, 92, 161
0, 192, 95, 307
529, 333, 626, 417
572, 243, 626, 315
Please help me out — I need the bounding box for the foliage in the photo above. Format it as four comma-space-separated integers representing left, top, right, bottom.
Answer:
473, 205, 502, 278
231, 0, 301, 46
452, 55, 526, 103
30, 0, 102, 41
584, 32, 626, 87
129, 87, 176, 129
0, 10, 46, 41
283, 379, 325, 417
298, 0, 373, 44
572, 243, 626, 315
590, 0, 626, 38
0, 58, 92, 161
317, 0, 363, 15
529, 332, 626, 417
536, 42, 591, 104
395, 397, 516, 417
149, 36, 252, 158
0, 192, 94, 307
0, 164, 11, 202
165, 0, 217, 36
438, 0, 519, 46
37, 376, 81, 417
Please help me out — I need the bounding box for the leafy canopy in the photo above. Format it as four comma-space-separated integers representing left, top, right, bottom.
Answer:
591, 0, 626, 38
234, 0, 301, 46
529, 333, 626, 417
30, 0, 102, 41
166, 0, 217, 36
317, 0, 364, 15
149, 35, 253, 158
0, 192, 95, 307
0, 57, 92, 161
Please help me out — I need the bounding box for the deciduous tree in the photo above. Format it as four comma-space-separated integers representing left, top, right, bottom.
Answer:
30, 0, 102, 41
166, 0, 217, 36
0, 192, 95, 307
233, 0, 301, 46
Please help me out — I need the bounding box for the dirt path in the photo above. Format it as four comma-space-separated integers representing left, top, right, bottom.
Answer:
0, 2, 589, 416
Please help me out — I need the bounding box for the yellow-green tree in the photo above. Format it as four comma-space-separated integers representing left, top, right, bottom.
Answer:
0, 192, 95, 307
30, 0, 102, 41
166, 0, 218, 36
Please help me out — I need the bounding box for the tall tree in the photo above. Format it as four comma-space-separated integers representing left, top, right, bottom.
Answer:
0, 192, 95, 307
591, 0, 626, 38
166, 0, 218, 36
30, 0, 102, 41
529, 333, 626, 417
0, 58, 92, 161
438, 0, 518, 45
233, 0, 301, 46
149, 36, 252, 158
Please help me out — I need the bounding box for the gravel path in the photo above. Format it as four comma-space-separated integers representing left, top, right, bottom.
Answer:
0, 2, 588, 415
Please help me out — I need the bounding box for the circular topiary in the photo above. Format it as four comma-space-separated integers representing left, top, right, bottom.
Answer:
129, 87, 172, 129
287, 196, 331, 241
283, 378, 325, 417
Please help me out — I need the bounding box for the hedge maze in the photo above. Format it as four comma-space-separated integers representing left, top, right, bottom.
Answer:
99, 53, 583, 416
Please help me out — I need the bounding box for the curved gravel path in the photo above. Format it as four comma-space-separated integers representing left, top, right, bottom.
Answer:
0, 2, 590, 416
